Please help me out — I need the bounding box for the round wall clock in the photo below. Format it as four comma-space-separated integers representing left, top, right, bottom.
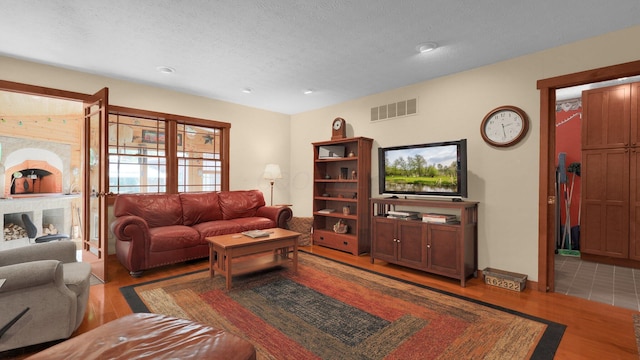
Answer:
331, 117, 346, 140
480, 106, 529, 147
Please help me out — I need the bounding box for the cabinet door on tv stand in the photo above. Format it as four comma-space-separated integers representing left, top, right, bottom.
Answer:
427, 224, 461, 276
397, 221, 427, 269
371, 217, 396, 262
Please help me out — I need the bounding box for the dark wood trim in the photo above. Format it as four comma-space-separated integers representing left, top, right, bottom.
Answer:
537, 59, 640, 292
537, 86, 553, 292
0, 79, 90, 101
537, 59, 640, 89
221, 126, 230, 191
165, 120, 179, 193
109, 105, 231, 129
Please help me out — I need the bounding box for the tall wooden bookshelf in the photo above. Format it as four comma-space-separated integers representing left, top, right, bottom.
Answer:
312, 137, 373, 255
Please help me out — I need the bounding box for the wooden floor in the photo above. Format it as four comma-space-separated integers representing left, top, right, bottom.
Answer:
6, 245, 639, 359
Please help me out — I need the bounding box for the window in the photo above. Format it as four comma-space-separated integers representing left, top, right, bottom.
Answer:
108, 107, 229, 194
108, 114, 167, 193
177, 124, 223, 192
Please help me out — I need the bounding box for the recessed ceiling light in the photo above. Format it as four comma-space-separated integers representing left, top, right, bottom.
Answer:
303, 89, 314, 95
156, 66, 176, 74
416, 42, 438, 53
242, 88, 253, 94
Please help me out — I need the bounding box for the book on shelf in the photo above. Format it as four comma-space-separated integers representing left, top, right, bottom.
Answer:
387, 214, 420, 220
386, 210, 419, 220
241, 230, 272, 238
422, 213, 458, 223
388, 210, 421, 217
387, 210, 420, 220
318, 208, 336, 214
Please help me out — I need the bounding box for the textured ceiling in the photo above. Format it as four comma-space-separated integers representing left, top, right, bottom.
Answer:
1, 1, 639, 114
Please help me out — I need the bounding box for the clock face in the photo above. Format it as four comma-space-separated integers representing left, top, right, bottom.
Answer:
481, 106, 528, 147
333, 119, 343, 130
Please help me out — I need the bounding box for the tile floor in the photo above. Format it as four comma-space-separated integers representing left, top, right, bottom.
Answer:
555, 254, 640, 311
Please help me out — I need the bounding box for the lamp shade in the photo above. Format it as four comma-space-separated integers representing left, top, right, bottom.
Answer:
263, 164, 282, 180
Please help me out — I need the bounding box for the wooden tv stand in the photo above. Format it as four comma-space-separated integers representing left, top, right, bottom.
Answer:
370, 197, 478, 287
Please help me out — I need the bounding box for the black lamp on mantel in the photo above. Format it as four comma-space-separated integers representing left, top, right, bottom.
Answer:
263, 164, 282, 206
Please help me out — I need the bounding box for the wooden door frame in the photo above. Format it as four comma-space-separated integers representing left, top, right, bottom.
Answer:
537, 60, 640, 292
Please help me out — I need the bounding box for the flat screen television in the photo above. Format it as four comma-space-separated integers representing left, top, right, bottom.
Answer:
378, 139, 468, 199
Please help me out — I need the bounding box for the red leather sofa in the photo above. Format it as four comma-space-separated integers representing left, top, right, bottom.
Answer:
111, 190, 292, 276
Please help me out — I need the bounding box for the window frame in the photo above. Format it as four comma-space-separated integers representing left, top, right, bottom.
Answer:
108, 105, 230, 194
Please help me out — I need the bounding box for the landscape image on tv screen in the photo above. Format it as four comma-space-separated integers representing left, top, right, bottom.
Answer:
384, 144, 459, 194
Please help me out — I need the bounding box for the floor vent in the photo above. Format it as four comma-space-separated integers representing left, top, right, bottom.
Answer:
371, 98, 417, 122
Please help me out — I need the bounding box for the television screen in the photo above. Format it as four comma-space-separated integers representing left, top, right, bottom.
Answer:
379, 139, 467, 198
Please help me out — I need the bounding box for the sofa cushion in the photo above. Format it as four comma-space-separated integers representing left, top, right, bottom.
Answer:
114, 194, 184, 228
229, 217, 276, 231
148, 226, 201, 252
180, 192, 223, 226
218, 190, 266, 220
193, 221, 244, 241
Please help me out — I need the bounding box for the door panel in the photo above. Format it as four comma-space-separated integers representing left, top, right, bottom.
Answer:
582, 84, 630, 149
631, 148, 640, 260
371, 217, 396, 262
397, 221, 427, 268
581, 148, 629, 257
631, 82, 640, 145
427, 224, 460, 275
82, 88, 109, 282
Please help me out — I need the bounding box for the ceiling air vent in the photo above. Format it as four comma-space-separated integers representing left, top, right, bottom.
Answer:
371, 98, 417, 122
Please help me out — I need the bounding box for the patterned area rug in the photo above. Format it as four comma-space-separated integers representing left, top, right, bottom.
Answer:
120, 252, 564, 360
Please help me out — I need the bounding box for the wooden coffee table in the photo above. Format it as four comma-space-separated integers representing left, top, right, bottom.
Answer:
205, 228, 300, 290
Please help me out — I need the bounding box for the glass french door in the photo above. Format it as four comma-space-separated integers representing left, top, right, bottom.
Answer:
82, 88, 109, 282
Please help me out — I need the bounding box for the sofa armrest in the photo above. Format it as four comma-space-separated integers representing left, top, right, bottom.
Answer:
110, 215, 151, 273
0, 260, 65, 293
0, 241, 77, 266
111, 215, 151, 243
255, 206, 293, 228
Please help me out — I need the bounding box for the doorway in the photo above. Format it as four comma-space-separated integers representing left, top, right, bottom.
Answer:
538, 60, 640, 294
552, 76, 640, 311
0, 80, 110, 282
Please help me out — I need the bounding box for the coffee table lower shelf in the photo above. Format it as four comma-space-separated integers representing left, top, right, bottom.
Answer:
224, 253, 292, 277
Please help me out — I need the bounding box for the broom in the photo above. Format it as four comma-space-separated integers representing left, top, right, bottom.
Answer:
559, 162, 581, 257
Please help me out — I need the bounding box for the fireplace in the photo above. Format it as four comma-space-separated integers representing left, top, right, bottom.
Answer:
6, 160, 62, 196
0, 136, 79, 249
1, 136, 72, 198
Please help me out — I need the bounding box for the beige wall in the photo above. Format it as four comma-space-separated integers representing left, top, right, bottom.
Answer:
2, 24, 640, 280
290, 24, 640, 281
